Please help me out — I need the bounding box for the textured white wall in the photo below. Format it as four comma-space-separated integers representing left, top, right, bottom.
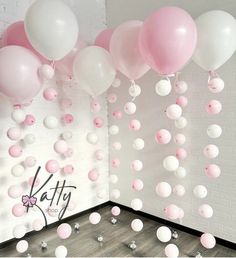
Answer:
0, 0, 108, 243
107, 0, 236, 243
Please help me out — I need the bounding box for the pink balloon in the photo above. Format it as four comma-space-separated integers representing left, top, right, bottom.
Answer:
129, 119, 141, 131
176, 148, 188, 160
0, 46, 42, 105
62, 114, 74, 124
8, 185, 23, 198
23, 114, 36, 126
55, 38, 87, 77
88, 169, 99, 182
32, 218, 44, 231
205, 164, 221, 178
54, 140, 68, 154
95, 150, 105, 161
64, 148, 74, 158
107, 93, 117, 103
28, 176, 40, 187
90, 99, 101, 112
2, 21, 48, 63
176, 96, 188, 107
111, 206, 121, 216
139, 7, 197, 75
111, 158, 120, 168
43, 88, 58, 101
7, 127, 21, 141
45, 160, 60, 173
38, 64, 55, 81
112, 109, 123, 119
110, 20, 150, 80
24, 156, 37, 167
95, 28, 114, 51
63, 165, 74, 175
93, 117, 104, 128
178, 208, 185, 219
206, 100, 222, 115
8, 145, 23, 158
155, 129, 171, 144
200, 233, 216, 249
12, 203, 26, 217
60, 98, 72, 110
132, 179, 144, 191
164, 204, 180, 220
57, 223, 72, 239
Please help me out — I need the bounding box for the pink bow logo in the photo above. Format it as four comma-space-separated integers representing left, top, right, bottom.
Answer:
22, 195, 37, 208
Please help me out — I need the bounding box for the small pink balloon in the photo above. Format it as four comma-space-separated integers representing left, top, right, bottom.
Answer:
45, 160, 60, 173
28, 176, 40, 187
155, 129, 171, 144
132, 179, 144, 191
93, 117, 104, 128
64, 148, 74, 158
164, 204, 180, 220
57, 223, 72, 239
112, 110, 123, 119
173, 184, 185, 196
23, 114, 36, 126
200, 233, 216, 249
8, 185, 23, 198
165, 243, 179, 258
39, 64, 55, 80
176, 148, 187, 160
54, 140, 68, 154
176, 96, 188, 107
62, 114, 74, 124
198, 204, 213, 218
63, 165, 74, 175
174, 81, 188, 94
124, 102, 136, 114
95, 150, 105, 160
107, 93, 117, 103
131, 160, 143, 171
90, 99, 101, 112
205, 164, 221, 178
178, 208, 185, 219
111, 206, 121, 216
43, 88, 58, 101
129, 119, 141, 131
24, 156, 37, 167
111, 158, 120, 168
7, 127, 21, 140
8, 145, 23, 158
88, 169, 99, 182
95, 28, 114, 51
12, 203, 26, 217
174, 134, 186, 145
60, 98, 72, 110
32, 218, 44, 231
206, 100, 222, 115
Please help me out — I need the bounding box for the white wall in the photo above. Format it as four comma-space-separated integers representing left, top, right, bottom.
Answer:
107, 0, 236, 243
0, 0, 109, 243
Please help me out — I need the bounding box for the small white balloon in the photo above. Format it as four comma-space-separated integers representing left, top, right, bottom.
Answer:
193, 185, 208, 199
55, 245, 68, 258
207, 124, 222, 138
175, 81, 188, 94
11, 164, 25, 177
24, 134, 35, 144
175, 116, 187, 129
112, 141, 122, 150
16, 240, 28, 254
43, 115, 59, 129
109, 125, 119, 135
173, 184, 185, 197
163, 156, 179, 171
112, 78, 121, 88
129, 84, 141, 97
13, 224, 26, 239
61, 131, 73, 140
208, 78, 224, 93
133, 138, 145, 150
89, 212, 101, 224
11, 109, 25, 124
39, 64, 55, 80
203, 144, 219, 159
86, 132, 99, 144
97, 188, 107, 199
131, 219, 143, 232
7, 127, 22, 141
95, 150, 105, 161
155, 79, 172, 96
111, 189, 120, 199
124, 102, 136, 115
156, 182, 172, 198
165, 243, 179, 258
174, 166, 187, 178
131, 160, 143, 171
110, 174, 118, 184
198, 204, 213, 218
131, 198, 143, 211
156, 226, 172, 243
166, 104, 182, 120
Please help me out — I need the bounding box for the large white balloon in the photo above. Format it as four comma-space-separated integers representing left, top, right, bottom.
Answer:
193, 10, 236, 71
73, 46, 116, 97
55, 245, 68, 258
156, 226, 172, 243
25, 0, 79, 60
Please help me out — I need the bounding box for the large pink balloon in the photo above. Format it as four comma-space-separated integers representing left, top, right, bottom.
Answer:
0, 46, 42, 105
2, 21, 48, 63
110, 20, 150, 80
95, 28, 113, 51
139, 7, 197, 75
55, 38, 87, 77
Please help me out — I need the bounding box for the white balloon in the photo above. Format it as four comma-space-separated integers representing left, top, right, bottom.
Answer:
174, 166, 186, 178
43, 115, 59, 129
55, 245, 68, 258
156, 182, 172, 198
62, 131, 73, 140
165, 243, 179, 258
163, 156, 179, 171
175, 116, 188, 129
109, 125, 119, 135
111, 189, 120, 199
203, 144, 219, 159
193, 10, 236, 71
7, 127, 22, 141
155, 79, 172, 96
131, 198, 143, 211
166, 104, 182, 120
112, 141, 122, 150
25, 0, 79, 60
131, 219, 143, 232
198, 204, 213, 218
24, 134, 35, 144
16, 240, 28, 253
207, 124, 222, 138
8, 185, 23, 198
133, 138, 145, 150
39, 64, 55, 80
173, 184, 186, 197
89, 212, 101, 225
95, 150, 105, 161
208, 78, 224, 93
11, 109, 25, 124
193, 185, 208, 199
112, 78, 121, 88
129, 84, 141, 97
156, 226, 172, 243
86, 132, 98, 144
13, 225, 26, 239
96, 188, 107, 199
110, 174, 118, 184
73, 46, 116, 96
124, 102, 136, 114
11, 164, 25, 177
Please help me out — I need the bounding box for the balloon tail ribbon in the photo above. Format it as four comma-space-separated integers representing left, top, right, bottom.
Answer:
50, 60, 55, 69
130, 79, 136, 102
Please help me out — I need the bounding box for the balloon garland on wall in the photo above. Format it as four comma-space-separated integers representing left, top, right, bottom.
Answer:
0, 0, 235, 256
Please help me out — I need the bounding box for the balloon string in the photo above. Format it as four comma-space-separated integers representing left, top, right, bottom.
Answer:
50, 60, 55, 69
208, 70, 219, 83
130, 80, 136, 102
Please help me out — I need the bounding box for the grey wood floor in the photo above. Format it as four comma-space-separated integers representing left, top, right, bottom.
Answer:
0, 205, 235, 257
